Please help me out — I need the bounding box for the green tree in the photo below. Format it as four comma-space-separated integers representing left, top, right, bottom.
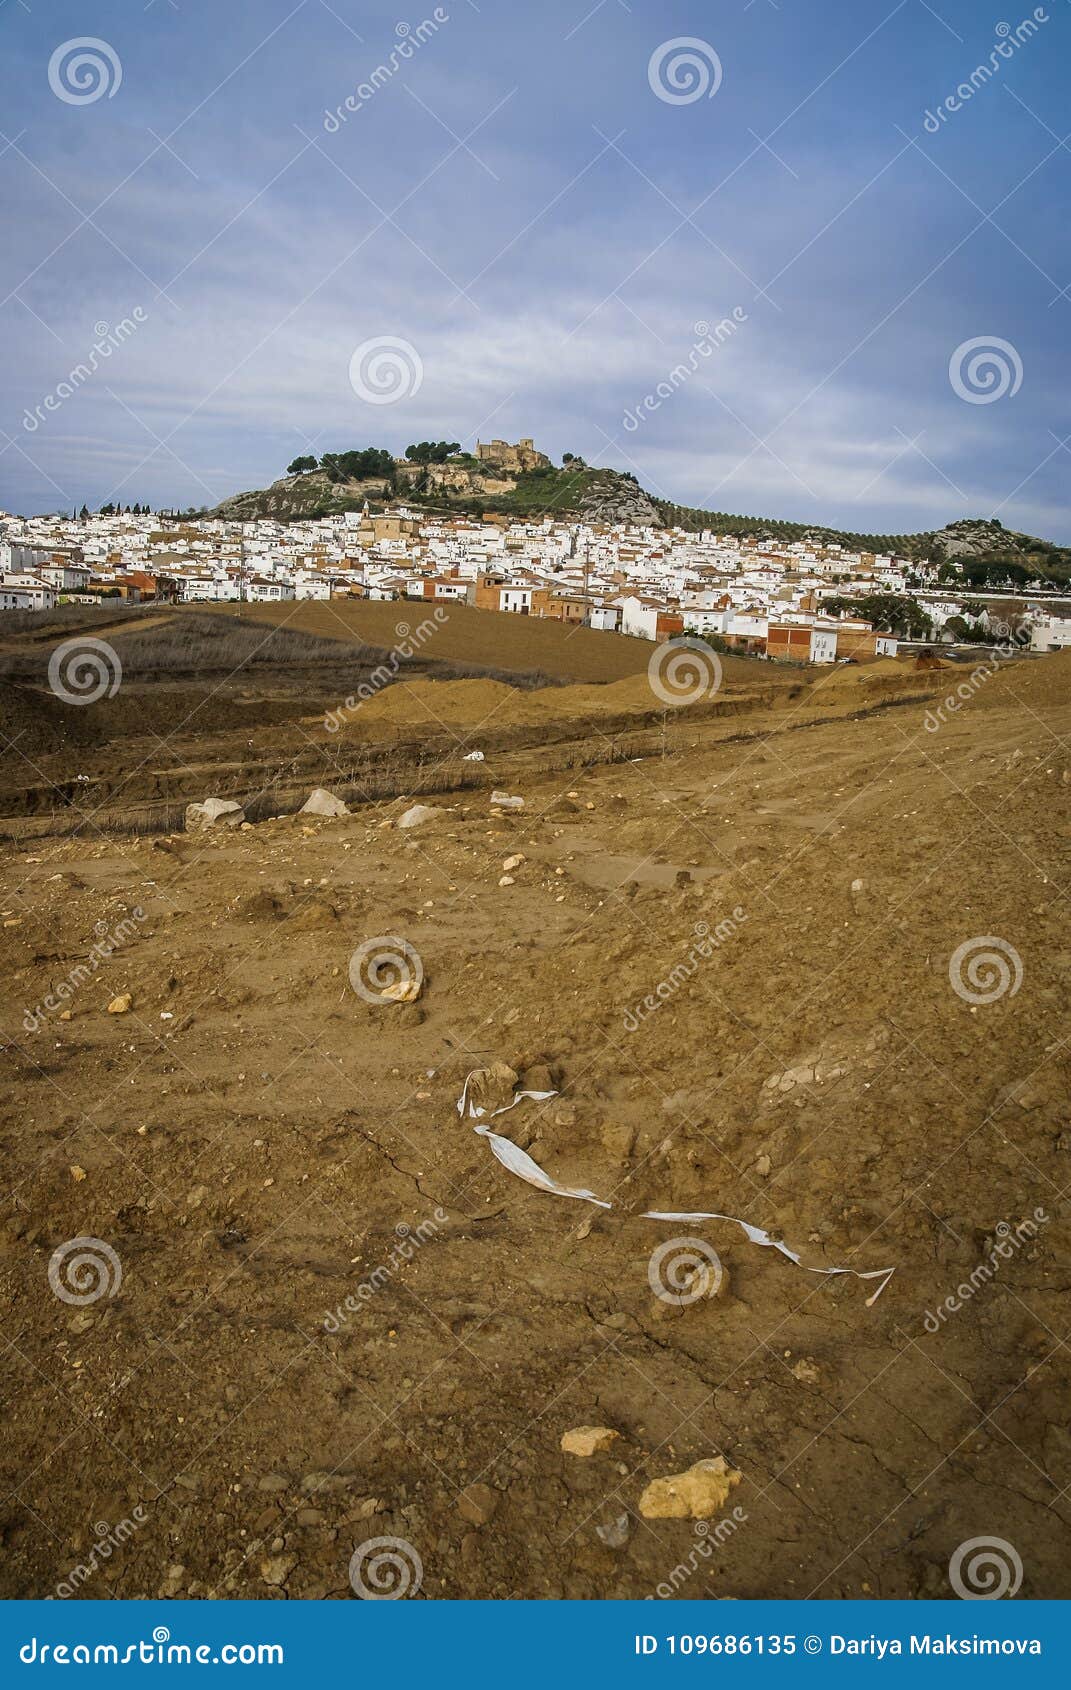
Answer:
287, 455, 318, 474
824, 592, 933, 640
405, 440, 460, 464
320, 447, 396, 483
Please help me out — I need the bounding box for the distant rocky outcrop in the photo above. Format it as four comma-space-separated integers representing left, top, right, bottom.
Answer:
211, 457, 664, 527
212, 469, 380, 521
575, 469, 662, 528
926, 518, 1027, 560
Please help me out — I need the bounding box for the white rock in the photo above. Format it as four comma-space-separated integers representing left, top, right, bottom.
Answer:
397, 805, 440, 829
595, 1512, 630, 1549
185, 798, 245, 833
299, 787, 349, 819
490, 791, 524, 810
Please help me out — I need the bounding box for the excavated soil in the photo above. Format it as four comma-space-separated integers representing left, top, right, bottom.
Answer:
0, 639, 797, 837
0, 647, 1069, 1600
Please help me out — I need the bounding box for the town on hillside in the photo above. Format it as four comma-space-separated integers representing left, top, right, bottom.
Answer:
3, 438, 1071, 660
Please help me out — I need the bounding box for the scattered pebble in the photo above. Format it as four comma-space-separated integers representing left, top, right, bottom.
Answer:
457, 1482, 499, 1527
561, 1426, 619, 1457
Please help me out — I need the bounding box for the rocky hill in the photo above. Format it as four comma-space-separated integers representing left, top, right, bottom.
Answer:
925, 518, 1027, 560
574, 468, 661, 527
207, 454, 1068, 584
211, 460, 662, 527
212, 469, 380, 522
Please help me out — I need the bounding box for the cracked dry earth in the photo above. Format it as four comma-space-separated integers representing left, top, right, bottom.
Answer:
1, 652, 1069, 1601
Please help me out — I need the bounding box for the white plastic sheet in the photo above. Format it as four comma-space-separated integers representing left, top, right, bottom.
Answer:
476, 1129, 612, 1208
641, 1211, 894, 1306
459, 1075, 609, 1206
458, 1072, 894, 1305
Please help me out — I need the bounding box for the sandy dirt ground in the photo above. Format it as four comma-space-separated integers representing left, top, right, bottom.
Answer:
1, 647, 1069, 1600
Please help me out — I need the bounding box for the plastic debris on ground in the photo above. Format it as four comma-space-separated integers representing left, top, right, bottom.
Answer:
457, 1070, 895, 1304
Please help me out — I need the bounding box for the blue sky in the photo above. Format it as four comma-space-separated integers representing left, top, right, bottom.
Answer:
2, 0, 1069, 537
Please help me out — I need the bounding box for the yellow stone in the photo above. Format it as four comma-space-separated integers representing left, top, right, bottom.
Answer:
561, 1426, 620, 1457
639, 1456, 742, 1520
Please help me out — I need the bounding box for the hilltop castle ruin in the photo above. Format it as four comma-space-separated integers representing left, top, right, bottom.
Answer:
474, 437, 551, 473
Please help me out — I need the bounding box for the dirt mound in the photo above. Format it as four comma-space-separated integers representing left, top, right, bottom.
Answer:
0, 680, 105, 760
0, 676, 274, 766
329, 666, 764, 737
813, 656, 912, 690
349, 676, 528, 728
974, 648, 1071, 710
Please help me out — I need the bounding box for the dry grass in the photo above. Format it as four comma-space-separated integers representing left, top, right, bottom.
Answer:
0, 601, 162, 640
0, 613, 358, 679
0, 610, 569, 691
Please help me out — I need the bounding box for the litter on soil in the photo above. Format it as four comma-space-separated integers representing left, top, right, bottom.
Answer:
458, 1071, 895, 1304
